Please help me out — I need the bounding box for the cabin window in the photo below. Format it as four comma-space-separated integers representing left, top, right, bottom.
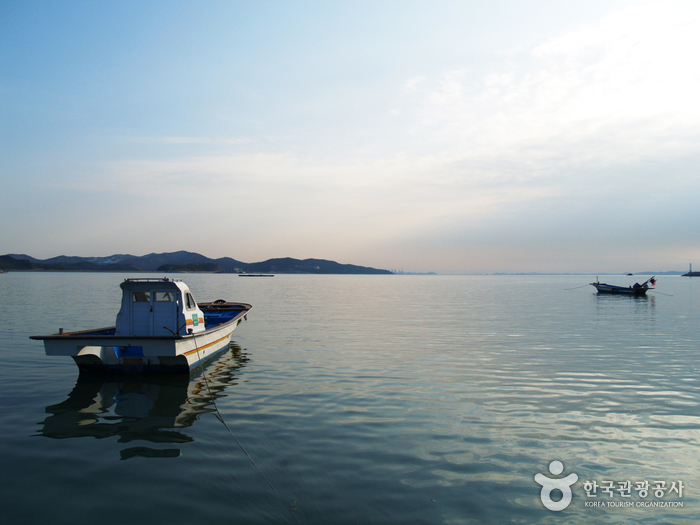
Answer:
155, 291, 174, 302
185, 293, 196, 310
132, 291, 150, 302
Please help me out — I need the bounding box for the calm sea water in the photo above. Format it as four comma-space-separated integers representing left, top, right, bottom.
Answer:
1, 272, 699, 524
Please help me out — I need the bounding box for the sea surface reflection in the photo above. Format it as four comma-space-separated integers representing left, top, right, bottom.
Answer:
4, 273, 700, 524
37, 343, 248, 460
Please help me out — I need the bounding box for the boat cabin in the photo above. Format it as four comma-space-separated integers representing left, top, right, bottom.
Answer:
115, 278, 205, 336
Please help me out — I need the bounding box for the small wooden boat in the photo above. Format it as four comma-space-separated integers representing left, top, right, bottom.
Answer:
590, 276, 656, 296
31, 278, 251, 373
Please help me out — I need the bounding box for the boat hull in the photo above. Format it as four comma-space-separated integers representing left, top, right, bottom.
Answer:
31, 304, 251, 373
590, 283, 649, 296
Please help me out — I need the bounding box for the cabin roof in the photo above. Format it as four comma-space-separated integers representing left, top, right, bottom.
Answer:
119, 278, 188, 292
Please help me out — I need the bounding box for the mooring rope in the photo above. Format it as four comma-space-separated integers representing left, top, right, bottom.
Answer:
564, 284, 591, 290
193, 337, 301, 524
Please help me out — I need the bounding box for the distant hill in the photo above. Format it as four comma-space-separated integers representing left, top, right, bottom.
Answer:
242, 257, 390, 275
158, 262, 225, 273
1, 252, 392, 275
0, 255, 38, 271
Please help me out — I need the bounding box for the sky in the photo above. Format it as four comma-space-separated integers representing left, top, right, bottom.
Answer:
1, 0, 698, 274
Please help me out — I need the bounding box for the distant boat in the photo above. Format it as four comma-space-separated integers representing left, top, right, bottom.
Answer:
682, 264, 699, 277
30, 278, 251, 373
590, 276, 656, 296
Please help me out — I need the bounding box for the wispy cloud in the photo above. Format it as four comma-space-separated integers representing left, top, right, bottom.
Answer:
400, 2, 700, 162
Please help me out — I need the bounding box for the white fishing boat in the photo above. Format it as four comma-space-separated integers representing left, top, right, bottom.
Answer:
31, 278, 251, 373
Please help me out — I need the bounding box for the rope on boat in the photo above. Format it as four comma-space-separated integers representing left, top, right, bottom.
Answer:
564, 284, 591, 290
192, 336, 302, 525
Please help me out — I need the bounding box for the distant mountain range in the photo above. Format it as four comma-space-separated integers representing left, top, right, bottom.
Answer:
0, 251, 392, 275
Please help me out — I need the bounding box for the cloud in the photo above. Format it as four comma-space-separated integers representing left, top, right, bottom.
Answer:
404, 76, 427, 93
400, 2, 700, 162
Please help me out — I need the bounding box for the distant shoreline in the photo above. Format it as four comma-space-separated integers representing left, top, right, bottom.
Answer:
0, 252, 691, 276
0, 252, 392, 275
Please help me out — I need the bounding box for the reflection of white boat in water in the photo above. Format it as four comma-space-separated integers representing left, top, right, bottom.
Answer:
31, 278, 251, 373
590, 276, 656, 296
36, 344, 248, 459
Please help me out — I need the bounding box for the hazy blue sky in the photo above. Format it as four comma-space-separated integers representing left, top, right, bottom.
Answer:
1, 0, 698, 273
